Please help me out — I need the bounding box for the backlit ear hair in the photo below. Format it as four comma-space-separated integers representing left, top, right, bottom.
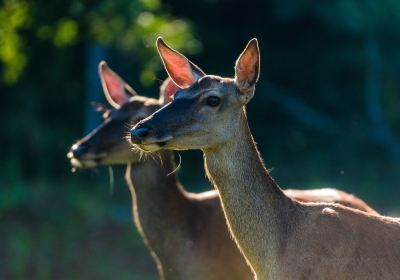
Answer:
156, 37, 205, 89
98, 61, 137, 108
234, 38, 260, 96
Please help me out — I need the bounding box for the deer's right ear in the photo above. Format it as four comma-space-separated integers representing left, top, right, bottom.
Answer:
234, 38, 260, 102
159, 77, 179, 105
156, 37, 205, 89
98, 61, 136, 108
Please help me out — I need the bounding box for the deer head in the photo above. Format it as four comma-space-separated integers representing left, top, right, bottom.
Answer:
130, 37, 260, 151
68, 60, 178, 168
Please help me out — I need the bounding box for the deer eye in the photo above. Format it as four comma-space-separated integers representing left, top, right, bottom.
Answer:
206, 96, 220, 107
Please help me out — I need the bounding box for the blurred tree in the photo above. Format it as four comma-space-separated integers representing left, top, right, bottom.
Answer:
0, 3, 198, 277
0, 0, 29, 84
0, 0, 200, 86
0, 0, 200, 184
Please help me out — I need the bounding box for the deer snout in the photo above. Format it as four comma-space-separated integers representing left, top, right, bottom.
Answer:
130, 124, 152, 144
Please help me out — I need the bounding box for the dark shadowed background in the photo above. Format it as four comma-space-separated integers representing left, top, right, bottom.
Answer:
1, 0, 400, 279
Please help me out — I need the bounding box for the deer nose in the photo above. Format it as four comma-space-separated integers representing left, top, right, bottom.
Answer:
71, 143, 88, 159
130, 125, 152, 144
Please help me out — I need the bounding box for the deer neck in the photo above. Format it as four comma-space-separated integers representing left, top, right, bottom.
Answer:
203, 107, 296, 276
125, 150, 189, 274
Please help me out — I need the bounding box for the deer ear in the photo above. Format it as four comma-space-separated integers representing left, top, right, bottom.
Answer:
159, 77, 179, 104
98, 61, 136, 108
234, 38, 260, 99
156, 37, 205, 89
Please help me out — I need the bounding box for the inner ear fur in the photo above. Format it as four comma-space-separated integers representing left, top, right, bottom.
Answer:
234, 38, 260, 95
98, 61, 137, 108
156, 37, 205, 89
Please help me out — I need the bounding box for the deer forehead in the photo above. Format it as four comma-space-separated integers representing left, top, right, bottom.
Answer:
198, 75, 235, 88
177, 76, 236, 99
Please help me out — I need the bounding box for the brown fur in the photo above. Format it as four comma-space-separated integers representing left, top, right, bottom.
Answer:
205, 113, 400, 279
124, 152, 252, 280
123, 149, 378, 280
70, 82, 380, 280
284, 188, 378, 214
131, 38, 400, 279
68, 69, 252, 279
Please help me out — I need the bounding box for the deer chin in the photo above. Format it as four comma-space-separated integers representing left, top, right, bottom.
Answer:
134, 135, 173, 152
135, 143, 164, 152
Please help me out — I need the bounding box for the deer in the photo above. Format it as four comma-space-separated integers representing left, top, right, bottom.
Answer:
130, 37, 400, 280
68, 61, 379, 280
68, 61, 252, 280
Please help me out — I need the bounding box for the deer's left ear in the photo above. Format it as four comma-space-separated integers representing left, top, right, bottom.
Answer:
157, 37, 205, 89
234, 38, 260, 102
159, 77, 179, 105
98, 61, 136, 108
